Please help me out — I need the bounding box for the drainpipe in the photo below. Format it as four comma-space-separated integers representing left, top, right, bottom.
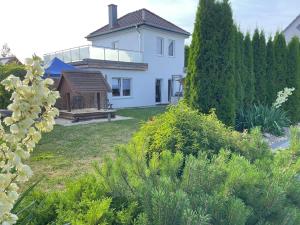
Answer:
135, 25, 142, 53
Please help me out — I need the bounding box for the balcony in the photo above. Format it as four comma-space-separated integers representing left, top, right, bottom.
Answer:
43, 45, 144, 65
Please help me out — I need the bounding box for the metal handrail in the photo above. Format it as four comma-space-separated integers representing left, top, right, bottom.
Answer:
44, 44, 142, 56
43, 45, 143, 64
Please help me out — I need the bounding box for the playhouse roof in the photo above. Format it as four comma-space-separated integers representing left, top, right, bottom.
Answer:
58, 70, 111, 93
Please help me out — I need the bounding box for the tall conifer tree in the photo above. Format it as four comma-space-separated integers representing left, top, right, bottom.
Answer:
185, 0, 236, 126
266, 37, 275, 104
243, 33, 255, 108
234, 27, 245, 110
253, 29, 267, 103
285, 37, 300, 122
273, 32, 287, 92
184, 0, 204, 105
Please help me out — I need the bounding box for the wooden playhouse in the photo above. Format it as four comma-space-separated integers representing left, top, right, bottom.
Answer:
56, 70, 115, 120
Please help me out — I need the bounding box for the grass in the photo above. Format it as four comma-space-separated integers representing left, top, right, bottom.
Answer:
26, 105, 167, 191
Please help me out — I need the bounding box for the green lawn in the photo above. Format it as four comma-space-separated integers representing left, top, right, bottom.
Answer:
27, 106, 167, 190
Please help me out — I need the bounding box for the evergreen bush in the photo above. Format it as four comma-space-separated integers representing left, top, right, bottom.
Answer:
0, 63, 26, 108
16, 104, 300, 225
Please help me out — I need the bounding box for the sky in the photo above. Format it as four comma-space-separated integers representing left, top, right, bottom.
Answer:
0, 0, 299, 61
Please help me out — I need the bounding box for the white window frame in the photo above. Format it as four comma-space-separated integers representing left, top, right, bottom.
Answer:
112, 78, 121, 97
122, 78, 131, 97
112, 77, 132, 98
168, 39, 175, 57
156, 37, 164, 56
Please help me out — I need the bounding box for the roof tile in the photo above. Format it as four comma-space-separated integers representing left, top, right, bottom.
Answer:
86, 8, 190, 38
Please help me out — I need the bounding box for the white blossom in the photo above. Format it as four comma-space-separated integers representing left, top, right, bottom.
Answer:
272, 87, 295, 109
0, 57, 59, 224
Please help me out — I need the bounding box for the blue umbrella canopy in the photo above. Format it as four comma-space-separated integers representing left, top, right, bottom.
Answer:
44, 57, 77, 78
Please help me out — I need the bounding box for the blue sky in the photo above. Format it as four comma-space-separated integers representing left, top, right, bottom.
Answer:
0, 0, 299, 60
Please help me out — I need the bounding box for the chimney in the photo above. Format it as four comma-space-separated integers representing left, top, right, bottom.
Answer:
108, 4, 118, 29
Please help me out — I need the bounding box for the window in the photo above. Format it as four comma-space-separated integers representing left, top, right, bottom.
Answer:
112, 78, 131, 97
112, 41, 119, 49
156, 37, 164, 55
112, 78, 121, 96
168, 40, 175, 56
123, 79, 131, 96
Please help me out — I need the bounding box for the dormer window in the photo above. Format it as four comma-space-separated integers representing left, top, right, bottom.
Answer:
112, 41, 119, 49
156, 37, 164, 55
168, 40, 175, 56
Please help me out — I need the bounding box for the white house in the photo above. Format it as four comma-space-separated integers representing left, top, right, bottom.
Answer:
283, 14, 300, 42
44, 4, 190, 108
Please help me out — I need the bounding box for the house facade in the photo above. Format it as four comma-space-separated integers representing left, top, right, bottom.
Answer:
283, 14, 300, 42
44, 4, 190, 108
0, 56, 22, 65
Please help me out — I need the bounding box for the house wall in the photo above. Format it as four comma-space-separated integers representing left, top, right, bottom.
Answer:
88, 28, 142, 52
87, 26, 187, 108
100, 69, 155, 108
141, 26, 185, 104
284, 16, 300, 43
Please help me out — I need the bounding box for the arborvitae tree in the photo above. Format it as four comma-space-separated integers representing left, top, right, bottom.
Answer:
252, 29, 267, 103
243, 33, 255, 108
234, 27, 245, 110
273, 32, 287, 93
285, 37, 300, 122
266, 37, 276, 105
184, 45, 190, 68
185, 0, 236, 126
183, 0, 203, 104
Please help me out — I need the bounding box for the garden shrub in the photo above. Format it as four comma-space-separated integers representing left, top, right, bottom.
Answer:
236, 87, 294, 136
0, 63, 26, 109
130, 102, 270, 161
16, 103, 300, 225
236, 104, 290, 136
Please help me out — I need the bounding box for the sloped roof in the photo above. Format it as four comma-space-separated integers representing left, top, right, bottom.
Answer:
86, 8, 190, 39
283, 14, 300, 33
44, 57, 77, 77
58, 70, 111, 93
0, 56, 21, 65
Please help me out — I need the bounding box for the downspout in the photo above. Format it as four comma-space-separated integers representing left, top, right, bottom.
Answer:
135, 24, 142, 53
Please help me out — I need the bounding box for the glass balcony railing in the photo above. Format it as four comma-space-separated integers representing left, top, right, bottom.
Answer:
43, 45, 144, 65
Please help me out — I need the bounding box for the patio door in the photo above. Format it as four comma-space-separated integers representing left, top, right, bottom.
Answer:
155, 79, 162, 103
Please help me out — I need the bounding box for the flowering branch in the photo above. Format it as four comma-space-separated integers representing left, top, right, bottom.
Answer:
0, 57, 59, 224
272, 87, 295, 109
